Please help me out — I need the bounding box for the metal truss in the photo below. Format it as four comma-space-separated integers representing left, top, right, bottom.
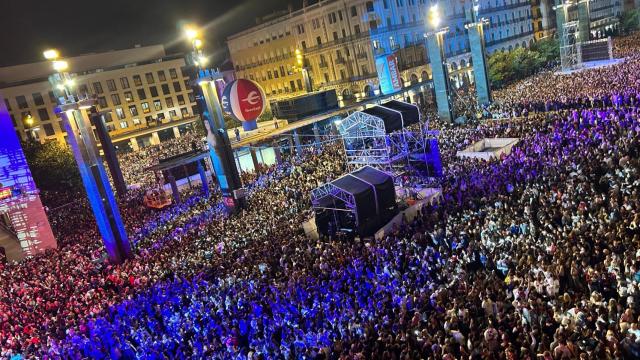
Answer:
311, 182, 357, 210
561, 21, 580, 72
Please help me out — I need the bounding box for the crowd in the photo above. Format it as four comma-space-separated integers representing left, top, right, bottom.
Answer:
0, 33, 639, 359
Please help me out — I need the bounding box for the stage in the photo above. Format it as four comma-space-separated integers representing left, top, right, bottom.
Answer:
555, 58, 625, 75
303, 186, 442, 241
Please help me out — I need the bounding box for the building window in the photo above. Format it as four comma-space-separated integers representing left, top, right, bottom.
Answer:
141, 102, 150, 114
124, 91, 134, 102
32, 93, 44, 106
351, 6, 357, 17
120, 121, 129, 129
111, 94, 121, 106
383, 0, 389, 9
340, 69, 346, 80
161, 84, 171, 95
133, 118, 141, 126
268, 71, 273, 80
188, 92, 195, 102
133, 75, 142, 87
157, 70, 166, 81
16, 96, 28, 109
97, 96, 108, 108
116, 107, 126, 119
38, 108, 50, 121
106, 79, 117, 91
169, 110, 177, 118
149, 86, 158, 97
78, 84, 89, 96
173, 81, 182, 92
169, 68, 178, 79
366, 1, 374, 12
297, 79, 303, 90
166, 97, 174, 107
120, 77, 130, 89
145, 72, 155, 84
177, 94, 185, 105
297, 24, 305, 34
153, 100, 162, 111
42, 123, 55, 136
137, 88, 147, 100
316, 36, 322, 45
129, 105, 138, 116
324, 73, 330, 83
290, 80, 296, 91
354, 25, 361, 34
4, 98, 11, 111
104, 112, 113, 123
301, 41, 307, 49
181, 108, 189, 117
93, 82, 104, 94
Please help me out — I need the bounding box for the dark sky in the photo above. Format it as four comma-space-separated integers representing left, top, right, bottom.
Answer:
0, 0, 301, 67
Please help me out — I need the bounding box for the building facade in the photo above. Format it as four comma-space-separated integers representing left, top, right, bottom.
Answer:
228, 0, 535, 105
0, 46, 199, 152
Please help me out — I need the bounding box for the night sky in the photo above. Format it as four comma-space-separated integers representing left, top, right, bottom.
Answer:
0, 0, 303, 67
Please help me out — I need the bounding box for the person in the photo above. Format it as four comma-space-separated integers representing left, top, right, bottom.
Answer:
235, 127, 241, 142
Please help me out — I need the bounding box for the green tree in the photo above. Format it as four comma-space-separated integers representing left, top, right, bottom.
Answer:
22, 140, 81, 192
620, 9, 640, 34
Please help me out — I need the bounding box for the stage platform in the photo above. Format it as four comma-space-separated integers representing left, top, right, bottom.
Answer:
302, 187, 442, 241
374, 187, 442, 240
457, 138, 519, 161
555, 58, 625, 75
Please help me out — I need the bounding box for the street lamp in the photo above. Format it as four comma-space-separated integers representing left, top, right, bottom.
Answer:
44, 48, 132, 263
294, 48, 312, 93
428, 5, 441, 29
424, 3, 454, 122
184, 23, 244, 212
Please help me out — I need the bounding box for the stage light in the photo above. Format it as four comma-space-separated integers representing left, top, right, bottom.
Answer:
428, 5, 441, 29
194, 38, 203, 49
43, 49, 59, 60
184, 25, 199, 41
52, 60, 68, 72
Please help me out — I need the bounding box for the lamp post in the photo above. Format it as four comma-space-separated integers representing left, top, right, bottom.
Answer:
184, 24, 243, 212
464, 0, 492, 105
424, 4, 453, 122
45, 49, 132, 264
295, 48, 312, 93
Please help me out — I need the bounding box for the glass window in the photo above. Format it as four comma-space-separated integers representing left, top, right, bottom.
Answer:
93, 82, 104, 94
133, 75, 142, 87
137, 88, 147, 100
177, 94, 185, 105
32, 93, 44, 106
149, 86, 158, 98
106, 79, 117, 91
132, 118, 141, 125
97, 96, 108, 108
180, 107, 189, 116
153, 100, 162, 111
120, 77, 130, 89
129, 105, 138, 116
351, 6, 357, 16
169, 109, 177, 118
124, 91, 134, 102
145, 72, 155, 84
42, 123, 55, 136
141, 102, 150, 114
120, 121, 129, 129
104, 112, 113, 123
161, 84, 171, 95
48, 91, 57, 103
111, 94, 121, 106
172, 81, 182, 92
165, 97, 174, 107
169, 68, 178, 79
157, 70, 166, 81
16, 95, 28, 109
115, 107, 126, 119
37, 108, 50, 121
188, 92, 195, 102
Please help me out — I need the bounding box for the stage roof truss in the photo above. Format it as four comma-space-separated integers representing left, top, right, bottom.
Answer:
311, 183, 357, 210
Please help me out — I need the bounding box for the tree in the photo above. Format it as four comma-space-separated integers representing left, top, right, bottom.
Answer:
620, 9, 640, 34
488, 38, 559, 89
22, 140, 81, 193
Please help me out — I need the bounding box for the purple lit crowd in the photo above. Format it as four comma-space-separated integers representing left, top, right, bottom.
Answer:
1, 34, 640, 359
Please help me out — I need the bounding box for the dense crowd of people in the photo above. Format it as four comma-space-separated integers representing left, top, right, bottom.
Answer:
1, 33, 640, 359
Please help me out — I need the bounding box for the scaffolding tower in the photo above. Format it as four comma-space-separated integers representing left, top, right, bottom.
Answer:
560, 21, 580, 71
